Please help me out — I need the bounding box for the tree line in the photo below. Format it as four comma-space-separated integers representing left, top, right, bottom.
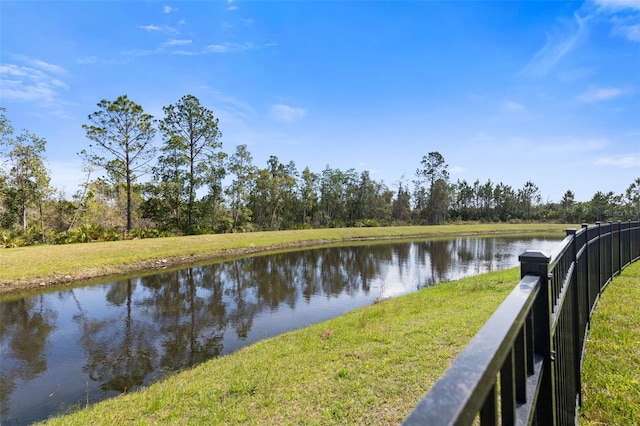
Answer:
1, 96, 638, 247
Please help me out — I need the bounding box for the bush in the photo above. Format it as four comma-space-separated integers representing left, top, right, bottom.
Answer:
0, 229, 25, 248
354, 219, 380, 227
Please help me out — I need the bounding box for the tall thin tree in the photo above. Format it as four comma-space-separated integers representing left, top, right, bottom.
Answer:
82, 95, 157, 231
159, 95, 222, 230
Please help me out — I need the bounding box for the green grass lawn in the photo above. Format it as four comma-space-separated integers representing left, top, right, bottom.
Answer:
580, 260, 640, 425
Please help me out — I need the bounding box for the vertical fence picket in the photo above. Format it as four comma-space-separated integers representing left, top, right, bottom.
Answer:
520, 250, 555, 425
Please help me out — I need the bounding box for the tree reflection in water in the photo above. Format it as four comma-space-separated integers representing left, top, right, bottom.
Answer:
0, 236, 561, 425
0, 296, 56, 417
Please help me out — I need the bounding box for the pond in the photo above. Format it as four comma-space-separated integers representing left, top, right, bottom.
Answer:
0, 235, 562, 424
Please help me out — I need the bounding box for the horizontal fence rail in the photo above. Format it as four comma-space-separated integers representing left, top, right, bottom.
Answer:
403, 221, 640, 426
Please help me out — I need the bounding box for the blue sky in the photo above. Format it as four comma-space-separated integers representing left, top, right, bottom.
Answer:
1, 0, 638, 203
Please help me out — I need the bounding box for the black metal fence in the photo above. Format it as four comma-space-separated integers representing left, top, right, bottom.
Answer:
402, 221, 640, 425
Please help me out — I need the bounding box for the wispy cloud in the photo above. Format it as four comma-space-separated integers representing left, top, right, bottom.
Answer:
125, 39, 257, 57
205, 42, 253, 53
75, 55, 117, 65
576, 86, 627, 103
591, 0, 640, 12
30, 59, 66, 74
588, 0, 640, 41
163, 5, 178, 14
208, 90, 257, 117
0, 58, 68, 103
596, 153, 640, 168
138, 24, 178, 34
138, 24, 161, 31
610, 15, 640, 41
269, 104, 307, 123
162, 39, 192, 47
521, 13, 588, 78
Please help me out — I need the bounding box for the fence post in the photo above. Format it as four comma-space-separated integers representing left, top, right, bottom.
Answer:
519, 249, 555, 426
582, 224, 590, 319
566, 228, 582, 409
608, 221, 614, 284
615, 221, 621, 276
625, 221, 634, 264
596, 222, 603, 290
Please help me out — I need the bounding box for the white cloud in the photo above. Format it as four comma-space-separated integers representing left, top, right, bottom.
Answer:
0, 60, 68, 103
137, 24, 178, 34
576, 86, 626, 103
587, 0, 640, 41
10, 55, 67, 74
126, 39, 255, 57
75, 56, 115, 65
205, 42, 253, 53
206, 44, 227, 53
30, 59, 66, 74
163, 5, 177, 14
611, 18, 640, 41
0, 64, 32, 77
138, 24, 161, 31
591, 0, 640, 11
450, 166, 466, 174
0, 78, 57, 102
50, 79, 68, 88
596, 154, 640, 168
521, 13, 588, 78
163, 39, 192, 47
170, 50, 201, 56
269, 104, 307, 123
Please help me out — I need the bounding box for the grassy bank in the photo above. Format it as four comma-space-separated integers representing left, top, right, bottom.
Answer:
0, 223, 572, 293
42, 267, 521, 425
580, 260, 640, 425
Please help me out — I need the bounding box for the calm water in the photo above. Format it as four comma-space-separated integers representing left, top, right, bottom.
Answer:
0, 236, 561, 424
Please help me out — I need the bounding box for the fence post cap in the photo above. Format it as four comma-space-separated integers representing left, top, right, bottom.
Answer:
566, 228, 577, 235
518, 250, 551, 263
